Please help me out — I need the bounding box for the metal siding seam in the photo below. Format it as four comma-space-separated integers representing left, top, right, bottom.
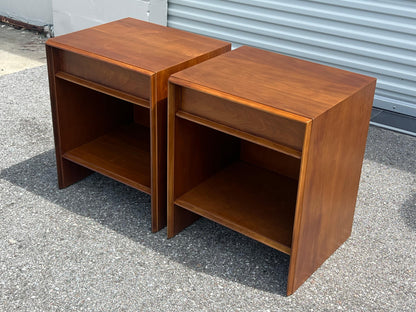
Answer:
168, 0, 416, 114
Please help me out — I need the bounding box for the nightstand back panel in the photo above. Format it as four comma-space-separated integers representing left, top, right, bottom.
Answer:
240, 141, 301, 180
55, 79, 135, 153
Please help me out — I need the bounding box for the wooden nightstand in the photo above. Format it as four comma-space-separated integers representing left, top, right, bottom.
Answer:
167, 46, 376, 295
46, 18, 231, 232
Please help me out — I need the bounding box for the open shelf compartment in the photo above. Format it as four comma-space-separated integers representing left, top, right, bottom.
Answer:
171, 116, 302, 255
55, 75, 151, 193
175, 161, 298, 254
63, 123, 151, 193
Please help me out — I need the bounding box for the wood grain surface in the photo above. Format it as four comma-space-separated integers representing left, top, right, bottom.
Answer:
46, 18, 231, 232
171, 46, 375, 118
168, 45, 376, 295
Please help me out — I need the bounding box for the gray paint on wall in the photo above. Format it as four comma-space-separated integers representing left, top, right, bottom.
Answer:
0, 0, 53, 26
52, 0, 167, 36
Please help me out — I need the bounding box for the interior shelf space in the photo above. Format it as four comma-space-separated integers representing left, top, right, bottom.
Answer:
63, 123, 151, 194
175, 161, 298, 254
54, 74, 152, 194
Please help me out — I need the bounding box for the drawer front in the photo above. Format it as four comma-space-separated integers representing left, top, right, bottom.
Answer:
57, 50, 150, 101
180, 88, 306, 151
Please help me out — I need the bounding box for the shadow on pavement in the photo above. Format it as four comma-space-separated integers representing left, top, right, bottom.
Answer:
0, 149, 289, 295
365, 126, 416, 230
401, 192, 416, 231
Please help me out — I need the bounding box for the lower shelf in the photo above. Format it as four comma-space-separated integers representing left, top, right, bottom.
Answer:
175, 161, 298, 254
63, 123, 151, 194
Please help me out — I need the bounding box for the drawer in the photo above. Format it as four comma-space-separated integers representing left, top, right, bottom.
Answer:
57, 50, 150, 101
180, 88, 306, 151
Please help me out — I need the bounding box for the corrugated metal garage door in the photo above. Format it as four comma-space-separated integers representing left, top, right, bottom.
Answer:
167, 0, 416, 118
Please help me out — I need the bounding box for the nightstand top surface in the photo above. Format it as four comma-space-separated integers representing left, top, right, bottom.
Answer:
171, 46, 376, 119
46, 18, 230, 74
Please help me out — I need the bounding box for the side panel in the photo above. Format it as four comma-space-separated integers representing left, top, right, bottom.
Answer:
288, 81, 376, 295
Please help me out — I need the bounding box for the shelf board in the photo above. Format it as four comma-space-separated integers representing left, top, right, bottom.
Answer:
63, 123, 151, 194
56, 71, 150, 108
175, 161, 298, 254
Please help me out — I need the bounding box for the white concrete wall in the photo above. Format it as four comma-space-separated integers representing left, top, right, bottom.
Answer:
53, 0, 167, 36
0, 0, 53, 26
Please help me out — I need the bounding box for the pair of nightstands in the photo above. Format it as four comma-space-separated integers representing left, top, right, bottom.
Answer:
46, 18, 376, 295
